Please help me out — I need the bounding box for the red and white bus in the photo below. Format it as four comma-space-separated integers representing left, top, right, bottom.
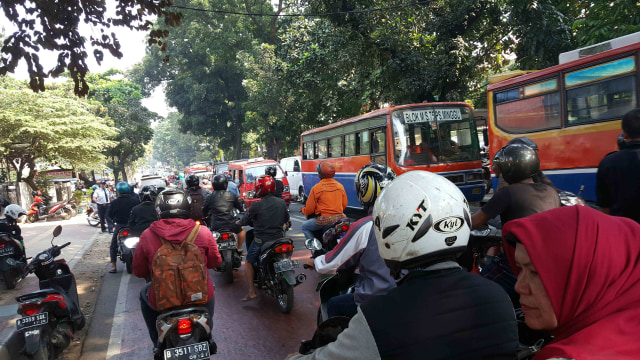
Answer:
487, 31, 640, 202
300, 102, 486, 210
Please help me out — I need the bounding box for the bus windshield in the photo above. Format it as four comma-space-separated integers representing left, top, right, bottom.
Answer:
391, 105, 480, 166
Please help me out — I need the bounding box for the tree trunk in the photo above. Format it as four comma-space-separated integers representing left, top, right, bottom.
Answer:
119, 159, 129, 182
266, 136, 281, 161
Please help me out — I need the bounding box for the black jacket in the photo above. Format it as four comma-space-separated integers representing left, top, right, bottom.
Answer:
108, 194, 140, 225
127, 202, 157, 235
361, 266, 518, 360
596, 141, 640, 223
202, 190, 243, 231
239, 194, 289, 242
0, 219, 22, 241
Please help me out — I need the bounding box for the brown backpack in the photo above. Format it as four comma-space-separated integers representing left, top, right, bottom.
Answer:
151, 224, 209, 311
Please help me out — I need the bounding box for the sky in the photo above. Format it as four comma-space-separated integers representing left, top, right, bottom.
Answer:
0, 3, 174, 117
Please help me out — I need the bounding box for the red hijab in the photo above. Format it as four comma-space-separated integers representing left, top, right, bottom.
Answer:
503, 206, 640, 359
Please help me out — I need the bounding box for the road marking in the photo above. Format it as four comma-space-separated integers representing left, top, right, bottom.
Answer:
106, 272, 131, 360
289, 215, 305, 223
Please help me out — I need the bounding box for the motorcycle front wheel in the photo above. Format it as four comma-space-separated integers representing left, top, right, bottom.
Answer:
277, 281, 295, 314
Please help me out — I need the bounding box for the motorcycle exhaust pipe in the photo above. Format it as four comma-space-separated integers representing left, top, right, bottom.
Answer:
294, 273, 306, 287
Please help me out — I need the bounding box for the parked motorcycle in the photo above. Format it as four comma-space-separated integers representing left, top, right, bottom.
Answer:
117, 227, 139, 274
85, 204, 100, 227
245, 228, 306, 313
0, 232, 28, 289
155, 306, 215, 360
26, 198, 73, 223
15, 225, 85, 360
212, 231, 242, 284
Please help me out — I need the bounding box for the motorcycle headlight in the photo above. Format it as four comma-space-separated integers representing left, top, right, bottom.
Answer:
124, 237, 140, 249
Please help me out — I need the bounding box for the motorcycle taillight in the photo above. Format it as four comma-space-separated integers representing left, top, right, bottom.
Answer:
221, 233, 230, 240
340, 224, 349, 232
275, 244, 293, 253
177, 318, 192, 334
19, 302, 42, 316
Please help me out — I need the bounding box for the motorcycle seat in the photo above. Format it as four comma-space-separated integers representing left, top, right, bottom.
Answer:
157, 306, 209, 321
16, 288, 63, 302
260, 238, 293, 253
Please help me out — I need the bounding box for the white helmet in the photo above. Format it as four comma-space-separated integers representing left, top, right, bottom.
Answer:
4, 204, 27, 221
372, 171, 471, 273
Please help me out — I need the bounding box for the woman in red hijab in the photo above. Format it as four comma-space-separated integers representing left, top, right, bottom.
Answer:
503, 205, 640, 359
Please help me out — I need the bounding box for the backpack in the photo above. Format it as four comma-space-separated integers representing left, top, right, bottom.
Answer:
151, 224, 208, 311
189, 190, 206, 220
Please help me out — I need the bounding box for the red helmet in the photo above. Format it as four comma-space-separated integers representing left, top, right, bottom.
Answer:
254, 175, 276, 197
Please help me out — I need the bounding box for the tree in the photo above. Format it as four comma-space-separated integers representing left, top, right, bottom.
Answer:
0, 0, 182, 96
0, 76, 117, 190
83, 71, 158, 182
152, 112, 207, 169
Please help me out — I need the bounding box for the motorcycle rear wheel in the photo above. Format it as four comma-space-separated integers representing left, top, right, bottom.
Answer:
277, 282, 295, 314
2, 268, 17, 290
125, 254, 133, 274
223, 259, 234, 284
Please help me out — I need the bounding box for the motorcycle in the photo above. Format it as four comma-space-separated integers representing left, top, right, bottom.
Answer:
85, 204, 100, 227
15, 225, 85, 360
245, 226, 306, 313
65, 199, 78, 217
0, 232, 28, 289
26, 197, 73, 223
211, 230, 242, 284
155, 306, 215, 360
303, 219, 354, 325
117, 227, 139, 274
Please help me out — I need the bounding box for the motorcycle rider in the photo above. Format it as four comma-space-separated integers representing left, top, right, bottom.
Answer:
288, 171, 518, 360
107, 182, 140, 273
300, 161, 348, 241
128, 186, 159, 236
496, 137, 558, 192
265, 165, 284, 198
471, 143, 561, 229
185, 174, 209, 222
304, 164, 397, 318
237, 175, 289, 302
0, 204, 27, 253
132, 189, 222, 356
202, 175, 245, 256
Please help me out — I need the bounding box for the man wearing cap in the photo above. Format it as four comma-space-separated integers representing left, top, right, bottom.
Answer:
93, 181, 114, 233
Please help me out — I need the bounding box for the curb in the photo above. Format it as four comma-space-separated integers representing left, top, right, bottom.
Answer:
0, 228, 103, 360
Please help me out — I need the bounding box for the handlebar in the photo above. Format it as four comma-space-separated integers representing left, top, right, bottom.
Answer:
59, 242, 71, 250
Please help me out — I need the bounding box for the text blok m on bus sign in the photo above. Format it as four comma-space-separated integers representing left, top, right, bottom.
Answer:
403, 108, 463, 124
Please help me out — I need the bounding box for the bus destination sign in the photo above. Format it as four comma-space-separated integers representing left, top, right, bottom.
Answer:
403, 108, 462, 123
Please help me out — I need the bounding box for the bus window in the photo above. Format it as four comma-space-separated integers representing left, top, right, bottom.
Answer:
371, 128, 386, 165
359, 131, 370, 155
329, 136, 342, 158
345, 133, 356, 156
566, 75, 636, 125
315, 140, 328, 159
495, 92, 562, 133
392, 106, 480, 165
303, 142, 313, 160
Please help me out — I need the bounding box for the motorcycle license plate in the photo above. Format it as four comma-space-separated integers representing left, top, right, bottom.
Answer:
274, 259, 299, 273
0, 247, 14, 256
16, 312, 48, 332
218, 240, 237, 250
164, 341, 210, 360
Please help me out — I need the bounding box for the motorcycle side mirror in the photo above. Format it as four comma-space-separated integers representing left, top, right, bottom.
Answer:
53, 225, 62, 238
305, 238, 323, 251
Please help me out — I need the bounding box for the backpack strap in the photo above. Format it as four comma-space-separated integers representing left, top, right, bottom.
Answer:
158, 224, 201, 249
183, 224, 201, 246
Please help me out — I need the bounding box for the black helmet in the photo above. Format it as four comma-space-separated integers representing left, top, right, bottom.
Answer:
354, 164, 396, 208
139, 185, 158, 202
265, 166, 277, 178
31, 190, 37, 197
494, 144, 540, 184
155, 189, 191, 219
507, 136, 539, 151
212, 174, 228, 191
185, 175, 200, 189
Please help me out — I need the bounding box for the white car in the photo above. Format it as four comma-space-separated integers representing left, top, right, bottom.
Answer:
280, 156, 304, 201
140, 175, 167, 190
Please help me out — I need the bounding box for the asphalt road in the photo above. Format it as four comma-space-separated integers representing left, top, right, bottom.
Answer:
82, 201, 325, 360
